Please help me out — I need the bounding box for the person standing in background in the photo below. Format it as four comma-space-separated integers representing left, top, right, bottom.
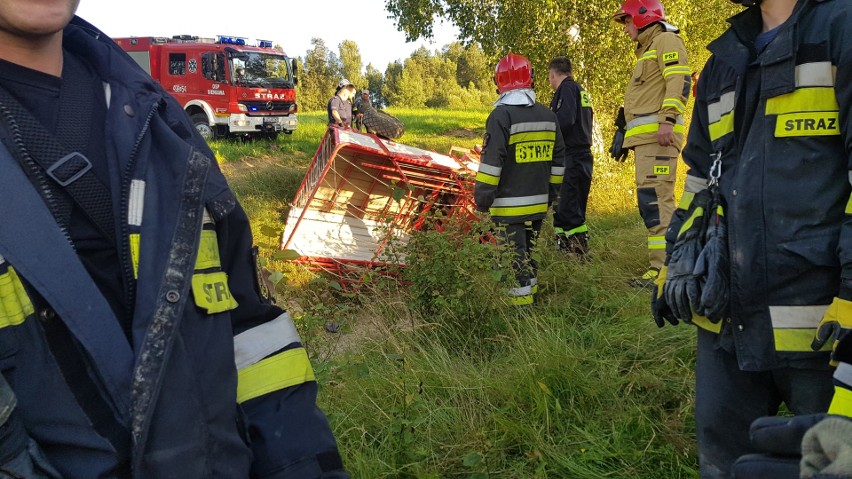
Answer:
548, 56, 594, 260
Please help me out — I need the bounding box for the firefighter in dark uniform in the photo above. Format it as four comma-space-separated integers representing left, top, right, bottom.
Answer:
0, 1, 347, 477
611, 0, 691, 288
547, 56, 594, 259
652, 0, 852, 476
475, 53, 566, 305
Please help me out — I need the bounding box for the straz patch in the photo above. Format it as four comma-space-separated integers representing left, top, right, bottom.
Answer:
663, 52, 679, 63
776, 112, 840, 137
581, 91, 592, 107
482, 133, 491, 149
515, 142, 554, 163
653, 165, 671, 175
192, 272, 238, 314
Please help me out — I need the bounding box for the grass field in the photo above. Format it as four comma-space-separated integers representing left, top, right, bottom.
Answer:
212, 109, 700, 478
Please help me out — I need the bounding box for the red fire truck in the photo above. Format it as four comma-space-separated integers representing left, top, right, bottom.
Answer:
116, 35, 298, 140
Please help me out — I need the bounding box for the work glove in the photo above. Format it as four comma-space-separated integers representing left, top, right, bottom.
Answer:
664, 191, 712, 321
609, 107, 629, 162
651, 265, 678, 327
812, 297, 852, 365
691, 204, 729, 323
732, 414, 827, 479
801, 415, 852, 478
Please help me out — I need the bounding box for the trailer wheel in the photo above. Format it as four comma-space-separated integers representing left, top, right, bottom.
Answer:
191, 113, 216, 140
361, 107, 405, 140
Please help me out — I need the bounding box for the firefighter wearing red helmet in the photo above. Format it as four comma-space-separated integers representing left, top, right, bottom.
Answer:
610, 0, 691, 288
475, 53, 566, 305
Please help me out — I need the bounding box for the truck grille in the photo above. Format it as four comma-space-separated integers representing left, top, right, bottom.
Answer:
241, 101, 295, 113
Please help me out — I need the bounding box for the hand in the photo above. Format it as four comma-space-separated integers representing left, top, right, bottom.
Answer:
609, 128, 628, 162
657, 122, 675, 146
651, 265, 678, 327
812, 297, 852, 365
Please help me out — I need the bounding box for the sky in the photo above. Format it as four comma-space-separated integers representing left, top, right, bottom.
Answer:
76, 0, 460, 70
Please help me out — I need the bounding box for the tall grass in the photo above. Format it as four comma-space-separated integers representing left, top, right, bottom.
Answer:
215, 108, 699, 478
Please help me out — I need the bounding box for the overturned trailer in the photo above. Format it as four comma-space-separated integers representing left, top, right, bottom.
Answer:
280, 126, 481, 284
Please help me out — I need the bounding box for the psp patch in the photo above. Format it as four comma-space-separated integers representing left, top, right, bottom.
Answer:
663, 52, 679, 64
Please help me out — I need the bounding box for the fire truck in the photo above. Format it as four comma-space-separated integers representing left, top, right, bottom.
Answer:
116, 35, 299, 140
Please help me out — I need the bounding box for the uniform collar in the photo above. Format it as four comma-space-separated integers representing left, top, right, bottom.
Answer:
64, 17, 164, 104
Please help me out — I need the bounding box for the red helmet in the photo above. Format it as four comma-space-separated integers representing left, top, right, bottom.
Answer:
494, 53, 533, 94
612, 0, 665, 30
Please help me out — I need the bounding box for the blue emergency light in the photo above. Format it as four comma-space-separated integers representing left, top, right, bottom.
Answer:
257, 40, 273, 48
217, 35, 247, 46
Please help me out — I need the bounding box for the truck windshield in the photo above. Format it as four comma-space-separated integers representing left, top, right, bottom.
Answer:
230, 52, 293, 89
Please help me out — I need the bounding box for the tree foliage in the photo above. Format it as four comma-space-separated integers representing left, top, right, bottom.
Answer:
384, 0, 742, 131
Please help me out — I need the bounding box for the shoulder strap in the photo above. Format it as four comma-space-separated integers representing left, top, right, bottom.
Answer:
0, 55, 115, 243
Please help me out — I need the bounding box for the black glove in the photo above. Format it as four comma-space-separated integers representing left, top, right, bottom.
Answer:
609, 107, 628, 162
651, 265, 678, 327
732, 414, 828, 479
664, 191, 712, 321
692, 203, 729, 322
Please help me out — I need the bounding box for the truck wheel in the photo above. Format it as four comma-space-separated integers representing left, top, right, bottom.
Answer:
191, 113, 216, 140
362, 108, 405, 140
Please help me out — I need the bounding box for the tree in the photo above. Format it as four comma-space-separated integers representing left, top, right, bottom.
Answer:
299, 38, 338, 111
385, 0, 741, 149
338, 40, 364, 88
364, 64, 386, 108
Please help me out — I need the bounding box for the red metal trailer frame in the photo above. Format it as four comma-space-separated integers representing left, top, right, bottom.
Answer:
280, 126, 481, 286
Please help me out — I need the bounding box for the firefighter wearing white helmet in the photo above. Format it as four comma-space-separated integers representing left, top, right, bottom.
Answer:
611, 0, 691, 288
474, 53, 566, 305
651, 0, 852, 477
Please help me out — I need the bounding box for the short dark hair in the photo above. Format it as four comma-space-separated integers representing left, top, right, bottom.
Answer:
548, 56, 572, 75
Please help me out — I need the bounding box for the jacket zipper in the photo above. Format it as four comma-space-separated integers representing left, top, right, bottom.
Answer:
118, 100, 162, 327
0, 103, 72, 243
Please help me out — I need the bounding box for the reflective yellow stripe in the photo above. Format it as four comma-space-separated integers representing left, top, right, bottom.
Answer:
662, 98, 687, 113
191, 271, 239, 314
709, 112, 735, 141
678, 191, 695, 210
638, 50, 657, 62
0, 267, 33, 328
829, 385, 852, 417
774, 328, 829, 352
765, 87, 839, 115
509, 294, 534, 306
625, 123, 685, 139
648, 235, 666, 250
846, 192, 852, 215
237, 347, 316, 403
679, 207, 704, 239
489, 204, 548, 217
550, 175, 563, 185
692, 315, 722, 333
509, 131, 556, 145
196, 230, 222, 270
476, 171, 500, 186
663, 66, 690, 77
129, 233, 141, 279
775, 112, 840, 137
